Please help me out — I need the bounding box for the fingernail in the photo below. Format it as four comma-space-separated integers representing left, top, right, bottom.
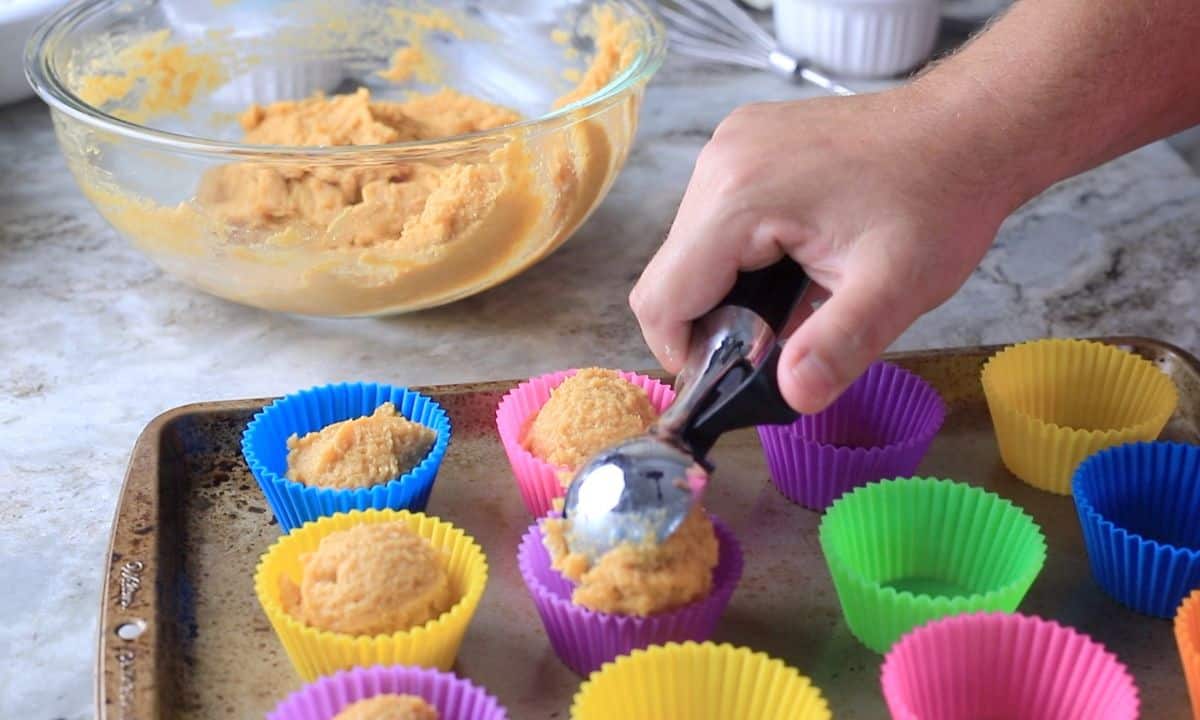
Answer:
791, 349, 837, 408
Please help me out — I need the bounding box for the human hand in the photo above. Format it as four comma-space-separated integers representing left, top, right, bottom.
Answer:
630, 86, 1025, 414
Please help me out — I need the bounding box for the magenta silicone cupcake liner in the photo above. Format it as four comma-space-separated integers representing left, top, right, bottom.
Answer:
757, 360, 945, 511
517, 515, 743, 676
496, 369, 676, 517
266, 664, 509, 720
881, 612, 1139, 720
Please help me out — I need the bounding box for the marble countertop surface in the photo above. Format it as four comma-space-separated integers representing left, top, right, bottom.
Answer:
3, 48, 1200, 718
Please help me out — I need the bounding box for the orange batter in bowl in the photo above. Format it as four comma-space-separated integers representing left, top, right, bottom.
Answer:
64, 5, 642, 315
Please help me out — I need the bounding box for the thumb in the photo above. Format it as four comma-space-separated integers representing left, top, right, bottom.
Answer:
776, 269, 925, 414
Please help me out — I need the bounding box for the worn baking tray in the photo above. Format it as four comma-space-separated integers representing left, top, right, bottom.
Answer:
98, 336, 1200, 719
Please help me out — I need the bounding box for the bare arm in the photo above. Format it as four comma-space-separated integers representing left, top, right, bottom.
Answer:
631, 0, 1200, 413
914, 0, 1200, 210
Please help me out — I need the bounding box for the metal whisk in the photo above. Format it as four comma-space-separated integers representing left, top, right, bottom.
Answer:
659, 0, 857, 96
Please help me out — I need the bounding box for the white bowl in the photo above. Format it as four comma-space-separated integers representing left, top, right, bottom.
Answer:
774, 0, 941, 79
3, 0, 67, 105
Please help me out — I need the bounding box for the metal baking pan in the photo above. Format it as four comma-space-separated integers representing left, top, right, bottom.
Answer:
98, 336, 1200, 719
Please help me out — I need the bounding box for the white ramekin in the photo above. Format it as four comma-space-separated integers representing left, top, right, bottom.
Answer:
774, 0, 942, 79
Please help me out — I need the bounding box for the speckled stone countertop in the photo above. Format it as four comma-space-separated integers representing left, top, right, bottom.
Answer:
3, 49, 1200, 718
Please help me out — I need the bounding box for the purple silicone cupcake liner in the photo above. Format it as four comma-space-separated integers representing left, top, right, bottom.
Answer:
266, 664, 509, 720
517, 515, 744, 677
758, 360, 945, 511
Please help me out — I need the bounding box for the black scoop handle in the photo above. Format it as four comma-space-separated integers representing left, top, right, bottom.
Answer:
719, 255, 811, 335
682, 256, 811, 459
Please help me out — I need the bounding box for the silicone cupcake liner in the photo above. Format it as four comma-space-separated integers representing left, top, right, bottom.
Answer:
254, 508, 488, 682
1073, 441, 1200, 618
819, 477, 1047, 653
758, 360, 945, 510
570, 641, 831, 720
881, 612, 1139, 720
981, 338, 1177, 495
1176, 590, 1200, 720
242, 382, 452, 532
267, 665, 508, 720
518, 515, 743, 676
496, 369, 676, 517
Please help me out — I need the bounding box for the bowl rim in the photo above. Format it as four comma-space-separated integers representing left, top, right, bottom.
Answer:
23, 0, 666, 158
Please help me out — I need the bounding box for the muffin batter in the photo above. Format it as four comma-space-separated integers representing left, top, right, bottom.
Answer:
543, 506, 719, 616
332, 694, 439, 720
66, 5, 639, 315
285, 402, 436, 489
525, 368, 659, 472
280, 522, 454, 635
198, 88, 521, 249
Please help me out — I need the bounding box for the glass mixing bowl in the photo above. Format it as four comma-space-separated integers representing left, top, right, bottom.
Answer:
26, 0, 665, 316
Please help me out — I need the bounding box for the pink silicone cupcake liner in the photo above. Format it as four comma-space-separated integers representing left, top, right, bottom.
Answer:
496, 369, 676, 517
266, 664, 508, 720
881, 612, 1139, 720
758, 360, 945, 511
517, 515, 743, 676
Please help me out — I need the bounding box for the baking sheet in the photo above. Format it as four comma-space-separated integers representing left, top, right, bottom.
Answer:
98, 337, 1200, 718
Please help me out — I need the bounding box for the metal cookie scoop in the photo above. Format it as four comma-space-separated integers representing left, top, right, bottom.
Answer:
561, 257, 812, 561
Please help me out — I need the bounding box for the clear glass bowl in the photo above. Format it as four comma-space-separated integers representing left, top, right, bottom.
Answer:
25, 0, 665, 316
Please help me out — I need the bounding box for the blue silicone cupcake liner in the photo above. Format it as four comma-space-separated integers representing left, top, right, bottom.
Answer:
242, 382, 452, 532
1073, 441, 1200, 618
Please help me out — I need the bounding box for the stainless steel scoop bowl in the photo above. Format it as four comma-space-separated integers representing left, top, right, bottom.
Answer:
561, 257, 812, 560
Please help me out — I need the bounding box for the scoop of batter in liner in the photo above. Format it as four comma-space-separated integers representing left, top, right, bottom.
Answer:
524, 368, 659, 474
332, 694, 439, 720
285, 402, 436, 489
280, 521, 454, 636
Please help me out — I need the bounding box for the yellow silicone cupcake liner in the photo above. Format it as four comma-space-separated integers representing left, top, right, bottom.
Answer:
570, 642, 831, 720
254, 508, 489, 682
981, 338, 1177, 494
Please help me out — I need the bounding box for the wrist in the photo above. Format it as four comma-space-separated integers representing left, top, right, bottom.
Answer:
894, 70, 1057, 220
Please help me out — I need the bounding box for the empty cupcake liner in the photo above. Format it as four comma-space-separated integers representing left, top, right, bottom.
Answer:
254, 508, 488, 682
1176, 590, 1200, 720
981, 338, 1177, 495
1073, 441, 1200, 618
819, 476, 1047, 653
267, 664, 509, 720
518, 515, 743, 676
242, 382, 452, 532
496, 369, 676, 517
881, 612, 1139, 720
570, 641, 831, 720
758, 360, 945, 511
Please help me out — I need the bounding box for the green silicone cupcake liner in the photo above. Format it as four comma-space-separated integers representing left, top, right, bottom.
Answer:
819, 477, 1047, 653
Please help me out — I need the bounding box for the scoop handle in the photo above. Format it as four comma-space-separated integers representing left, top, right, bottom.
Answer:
680, 257, 811, 458
719, 255, 811, 335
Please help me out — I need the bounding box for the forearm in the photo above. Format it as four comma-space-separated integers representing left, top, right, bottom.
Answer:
901, 0, 1200, 214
